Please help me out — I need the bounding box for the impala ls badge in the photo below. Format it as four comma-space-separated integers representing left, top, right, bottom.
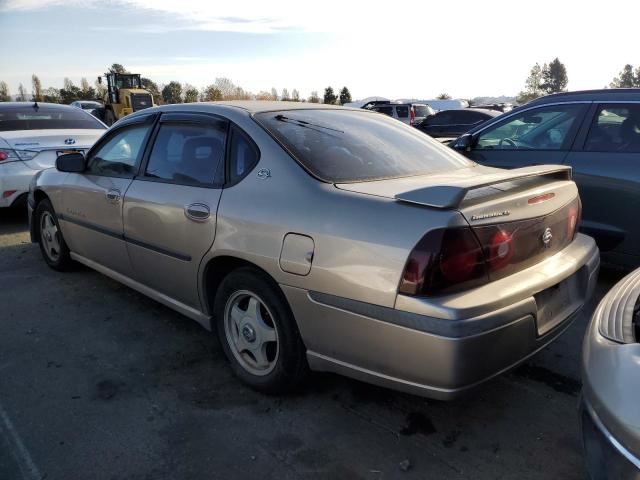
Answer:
64, 138, 76, 145
257, 168, 271, 179
542, 227, 553, 247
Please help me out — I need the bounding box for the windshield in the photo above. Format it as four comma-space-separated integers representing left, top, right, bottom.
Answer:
255, 109, 472, 183
0, 106, 105, 131
81, 102, 101, 109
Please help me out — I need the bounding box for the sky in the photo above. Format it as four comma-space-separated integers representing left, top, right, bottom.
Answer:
0, 0, 639, 100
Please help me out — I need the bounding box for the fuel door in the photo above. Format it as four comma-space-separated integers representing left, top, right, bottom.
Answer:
279, 233, 314, 276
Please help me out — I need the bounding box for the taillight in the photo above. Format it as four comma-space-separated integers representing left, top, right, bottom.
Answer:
410, 107, 416, 125
567, 197, 582, 240
487, 230, 514, 271
0, 150, 8, 161
399, 227, 488, 296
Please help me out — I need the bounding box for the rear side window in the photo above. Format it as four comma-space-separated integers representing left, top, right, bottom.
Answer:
396, 106, 409, 118
413, 105, 431, 117
0, 106, 105, 131
428, 112, 454, 125
255, 110, 472, 183
145, 121, 226, 186
228, 126, 259, 184
585, 104, 640, 152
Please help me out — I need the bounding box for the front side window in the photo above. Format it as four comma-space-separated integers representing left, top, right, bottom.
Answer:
374, 106, 394, 116
255, 109, 472, 183
87, 124, 150, 176
585, 104, 640, 152
475, 104, 583, 151
145, 121, 226, 186
428, 112, 454, 126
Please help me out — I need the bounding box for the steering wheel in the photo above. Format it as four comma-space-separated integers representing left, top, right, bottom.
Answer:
498, 138, 517, 148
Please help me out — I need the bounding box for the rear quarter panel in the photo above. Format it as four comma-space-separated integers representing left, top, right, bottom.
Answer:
205, 110, 467, 310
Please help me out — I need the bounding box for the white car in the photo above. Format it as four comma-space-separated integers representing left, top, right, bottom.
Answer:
0, 102, 106, 208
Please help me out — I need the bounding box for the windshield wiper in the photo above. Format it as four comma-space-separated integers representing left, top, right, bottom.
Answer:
274, 114, 344, 134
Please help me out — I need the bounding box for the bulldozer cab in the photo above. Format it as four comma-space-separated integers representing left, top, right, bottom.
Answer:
105, 73, 142, 104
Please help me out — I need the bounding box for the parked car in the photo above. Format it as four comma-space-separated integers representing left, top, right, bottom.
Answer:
470, 103, 514, 113
70, 100, 104, 119
0, 102, 106, 209
581, 267, 640, 479
415, 108, 500, 138
451, 89, 640, 269
29, 102, 599, 399
366, 101, 435, 126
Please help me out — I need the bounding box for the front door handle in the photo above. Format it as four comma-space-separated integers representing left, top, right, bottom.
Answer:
185, 203, 210, 221
106, 189, 121, 203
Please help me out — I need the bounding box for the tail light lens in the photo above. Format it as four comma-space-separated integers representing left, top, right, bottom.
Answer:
400, 197, 581, 297
399, 227, 488, 296
0, 149, 38, 162
410, 107, 416, 125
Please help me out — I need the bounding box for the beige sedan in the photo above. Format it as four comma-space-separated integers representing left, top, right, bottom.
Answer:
29, 102, 599, 399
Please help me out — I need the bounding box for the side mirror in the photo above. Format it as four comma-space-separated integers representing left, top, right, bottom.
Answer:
56, 152, 86, 173
451, 133, 473, 152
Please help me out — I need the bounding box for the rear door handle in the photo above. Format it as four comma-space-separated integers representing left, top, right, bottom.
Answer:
185, 203, 210, 221
106, 189, 121, 203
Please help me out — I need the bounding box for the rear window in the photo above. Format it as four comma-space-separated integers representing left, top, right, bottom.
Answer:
255, 109, 472, 183
0, 106, 105, 132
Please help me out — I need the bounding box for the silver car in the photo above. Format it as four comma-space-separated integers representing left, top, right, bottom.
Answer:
28, 101, 599, 399
581, 268, 640, 479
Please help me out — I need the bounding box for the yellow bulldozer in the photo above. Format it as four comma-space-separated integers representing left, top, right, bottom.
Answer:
97, 72, 155, 126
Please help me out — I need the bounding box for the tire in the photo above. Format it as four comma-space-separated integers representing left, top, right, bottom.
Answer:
214, 267, 308, 393
35, 199, 74, 271
104, 109, 116, 126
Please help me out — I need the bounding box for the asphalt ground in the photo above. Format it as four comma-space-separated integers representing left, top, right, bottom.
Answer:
0, 207, 623, 480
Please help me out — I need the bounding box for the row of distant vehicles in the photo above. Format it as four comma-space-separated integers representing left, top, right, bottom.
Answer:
0, 89, 639, 478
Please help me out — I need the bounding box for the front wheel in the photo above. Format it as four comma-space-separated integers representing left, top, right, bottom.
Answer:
214, 267, 308, 393
36, 199, 73, 271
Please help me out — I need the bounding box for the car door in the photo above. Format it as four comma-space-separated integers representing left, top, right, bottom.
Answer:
564, 102, 640, 265
122, 112, 228, 309
59, 114, 155, 277
463, 103, 590, 169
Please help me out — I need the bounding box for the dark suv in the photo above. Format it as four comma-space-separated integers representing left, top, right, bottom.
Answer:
451, 89, 640, 268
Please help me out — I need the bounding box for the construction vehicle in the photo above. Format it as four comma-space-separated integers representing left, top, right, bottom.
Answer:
97, 72, 154, 126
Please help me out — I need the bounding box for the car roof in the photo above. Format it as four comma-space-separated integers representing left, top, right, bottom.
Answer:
527, 88, 640, 106
207, 101, 358, 113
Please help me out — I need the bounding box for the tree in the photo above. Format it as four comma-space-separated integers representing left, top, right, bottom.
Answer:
108, 63, 127, 74
214, 77, 237, 99
31, 74, 43, 102
42, 87, 61, 103
201, 84, 223, 102
17, 83, 27, 101
0, 81, 10, 102
281, 88, 290, 101
79, 77, 95, 100
339, 86, 352, 105
141, 77, 161, 104
94, 78, 106, 102
323, 86, 337, 105
517, 63, 544, 104
183, 84, 199, 103
610, 64, 637, 88
541, 58, 568, 94
255, 91, 273, 101
308, 90, 320, 103
270, 87, 278, 100
162, 81, 183, 104
291, 89, 300, 102
436, 93, 451, 100
59, 77, 81, 103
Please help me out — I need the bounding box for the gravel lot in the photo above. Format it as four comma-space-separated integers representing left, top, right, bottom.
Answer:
0, 208, 622, 480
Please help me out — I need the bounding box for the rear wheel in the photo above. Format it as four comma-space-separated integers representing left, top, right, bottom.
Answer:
214, 267, 307, 393
36, 199, 73, 271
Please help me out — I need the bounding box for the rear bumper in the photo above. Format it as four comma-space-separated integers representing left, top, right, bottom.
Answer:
284, 234, 599, 400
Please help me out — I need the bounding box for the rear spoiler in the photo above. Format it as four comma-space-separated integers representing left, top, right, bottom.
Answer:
394, 165, 572, 209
